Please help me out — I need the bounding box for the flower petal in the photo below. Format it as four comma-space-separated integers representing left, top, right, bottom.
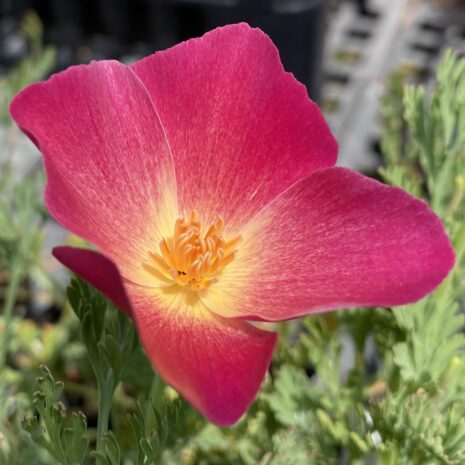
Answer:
52, 247, 277, 426
124, 283, 277, 426
131, 23, 337, 230
202, 167, 455, 321
10, 61, 178, 286
52, 246, 132, 318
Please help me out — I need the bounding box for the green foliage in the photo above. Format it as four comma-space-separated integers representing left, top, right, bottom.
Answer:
374, 49, 465, 464
0, 172, 46, 270
22, 365, 89, 465
67, 278, 139, 387
380, 50, 465, 223
391, 297, 463, 389
373, 389, 465, 464
259, 430, 312, 465
0, 16, 57, 452
128, 399, 186, 465
264, 316, 373, 463
0, 173, 53, 465
67, 278, 138, 455
92, 432, 121, 465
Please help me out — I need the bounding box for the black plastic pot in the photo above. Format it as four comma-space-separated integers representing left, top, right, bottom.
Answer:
151, 0, 328, 101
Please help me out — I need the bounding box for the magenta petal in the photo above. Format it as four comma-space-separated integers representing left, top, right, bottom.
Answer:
53, 246, 132, 317
11, 61, 178, 286
132, 23, 337, 229
203, 167, 455, 321
124, 283, 277, 426
53, 246, 277, 426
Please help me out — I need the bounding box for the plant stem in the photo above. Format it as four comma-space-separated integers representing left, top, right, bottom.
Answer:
0, 263, 22, 372
95, 373, 115, 454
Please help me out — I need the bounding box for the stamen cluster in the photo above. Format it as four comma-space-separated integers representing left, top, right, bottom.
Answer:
145, 210, 240, 291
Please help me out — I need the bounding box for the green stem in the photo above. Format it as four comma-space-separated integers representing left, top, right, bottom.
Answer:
0, 263, 22, 372
95, 373, 115, 455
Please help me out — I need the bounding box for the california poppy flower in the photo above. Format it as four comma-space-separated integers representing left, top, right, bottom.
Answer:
10, 24, 454, 426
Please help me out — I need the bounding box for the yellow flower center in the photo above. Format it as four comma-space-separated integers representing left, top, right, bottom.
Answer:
144, 210, 240, 291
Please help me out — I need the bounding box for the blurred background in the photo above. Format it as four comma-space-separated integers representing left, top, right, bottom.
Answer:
2, 0, 465, 171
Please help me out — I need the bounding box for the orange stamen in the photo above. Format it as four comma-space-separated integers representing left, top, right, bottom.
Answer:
145, 211, 241, 291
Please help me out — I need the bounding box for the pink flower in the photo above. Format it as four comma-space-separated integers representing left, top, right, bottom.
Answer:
11, 24, 454, 426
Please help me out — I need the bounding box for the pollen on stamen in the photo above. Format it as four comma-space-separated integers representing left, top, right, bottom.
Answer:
144, 210, 241, 291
